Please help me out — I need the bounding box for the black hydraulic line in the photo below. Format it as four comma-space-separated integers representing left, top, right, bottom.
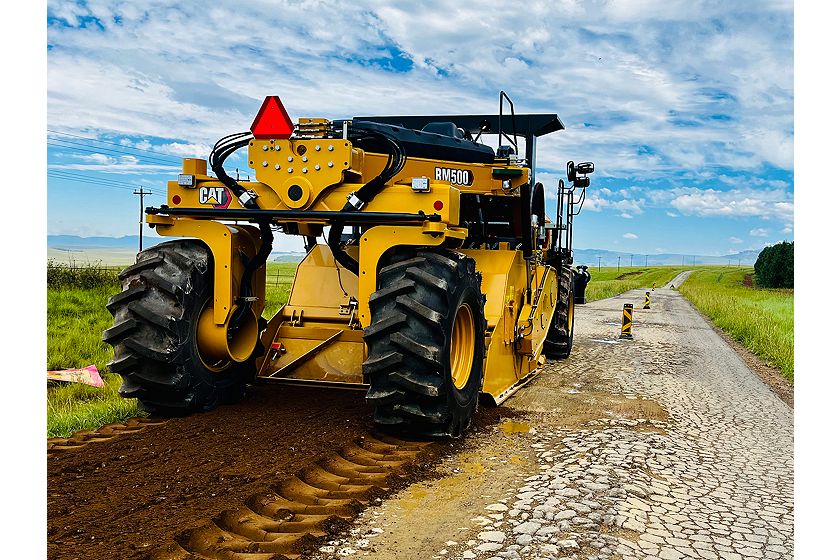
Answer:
229, 220, 274, 334
325, 126, 406, 276
327, 202, 362, 275
209, 132, 259, 209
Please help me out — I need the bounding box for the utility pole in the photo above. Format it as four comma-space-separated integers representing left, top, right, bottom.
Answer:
682, 255, 685, 266
693, 255, 696, 266
133, 187, 153, 253
598, 255, 602, 272
618, 255, 621, 273
645, 254, 649, 267
630, 254, 634, 267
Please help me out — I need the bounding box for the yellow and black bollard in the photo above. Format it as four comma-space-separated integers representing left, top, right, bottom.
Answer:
620, 303, 634, 338
652, 282, 656, 292
644, 291, 651, 309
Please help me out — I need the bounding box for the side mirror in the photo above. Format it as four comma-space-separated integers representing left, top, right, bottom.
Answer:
576, 162, 594, 175
566, 160, 576, 182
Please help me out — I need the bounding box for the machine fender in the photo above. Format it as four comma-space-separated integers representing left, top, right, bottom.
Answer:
146, 215, 264, 326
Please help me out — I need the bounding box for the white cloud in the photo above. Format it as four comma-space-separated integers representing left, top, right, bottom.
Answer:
729, 237, 743, 244
623, 232, 638, 239
669, 187, 793, 221
781, 224, 793, 234
750, 228, 769, 237
46, 0, 793, 178
45, 0, 793, 239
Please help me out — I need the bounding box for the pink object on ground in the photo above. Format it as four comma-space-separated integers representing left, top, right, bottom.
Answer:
47, 364, 105, 388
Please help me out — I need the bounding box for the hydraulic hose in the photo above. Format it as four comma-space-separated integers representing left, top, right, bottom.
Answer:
210, 132, 260, 209
326, 126, 406, 276
229, 220, 274, 336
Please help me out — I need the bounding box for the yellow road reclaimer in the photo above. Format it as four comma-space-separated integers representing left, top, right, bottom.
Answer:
103, 92, 593, 437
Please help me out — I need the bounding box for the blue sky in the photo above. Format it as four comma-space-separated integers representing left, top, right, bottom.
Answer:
46, 0, 793, 255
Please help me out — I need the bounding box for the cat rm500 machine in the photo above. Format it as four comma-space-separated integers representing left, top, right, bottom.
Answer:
104, 92, 593, 437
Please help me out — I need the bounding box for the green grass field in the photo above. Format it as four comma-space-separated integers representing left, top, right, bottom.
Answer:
46, 262, 299, 437
582, 266, 688, 301
47, 286, 139, 437
679, 267, 793, 381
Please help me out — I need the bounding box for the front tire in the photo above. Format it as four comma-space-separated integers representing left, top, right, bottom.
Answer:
543, 267, 575, 360
103, 240, 255, 416
363, 249, 487, 437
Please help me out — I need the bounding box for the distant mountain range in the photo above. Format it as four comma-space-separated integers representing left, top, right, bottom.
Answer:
570, 248, 759, 267
47, 235, 758, 267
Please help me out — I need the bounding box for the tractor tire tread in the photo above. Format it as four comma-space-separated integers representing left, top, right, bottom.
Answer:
104, 239, 253, 416
364, 248, 485, 437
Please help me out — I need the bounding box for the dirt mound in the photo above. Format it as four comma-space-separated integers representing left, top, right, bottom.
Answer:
47, 417, 166, 457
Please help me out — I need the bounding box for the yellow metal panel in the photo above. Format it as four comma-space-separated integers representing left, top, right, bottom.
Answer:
146, 215, 263, 326
285, 245, 358, 316
357, 225, 467, 327
262, 325, 365, 383
182, 158, 208, 176
458, 250, 559, 403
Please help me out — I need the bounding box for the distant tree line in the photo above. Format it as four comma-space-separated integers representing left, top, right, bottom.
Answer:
753, 241, 793, 289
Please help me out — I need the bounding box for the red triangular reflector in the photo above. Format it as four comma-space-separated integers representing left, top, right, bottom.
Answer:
250, 96, 294, 139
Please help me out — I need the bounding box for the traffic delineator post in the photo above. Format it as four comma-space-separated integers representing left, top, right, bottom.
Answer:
620, 303, 634, 338
644, 291, 651, 309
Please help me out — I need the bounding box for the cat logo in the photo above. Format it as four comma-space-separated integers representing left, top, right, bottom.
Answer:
198, 186, 231, 209
434, 167, 473, 186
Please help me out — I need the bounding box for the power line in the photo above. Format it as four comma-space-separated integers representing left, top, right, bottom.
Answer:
47, 171, 159, 195
47, 169, 148, 189
46, 129, 189, 161
47, 134, 182, 164
47, 140, 179, 167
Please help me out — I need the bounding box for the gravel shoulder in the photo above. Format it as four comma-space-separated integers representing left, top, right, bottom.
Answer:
321, 280, 794, 560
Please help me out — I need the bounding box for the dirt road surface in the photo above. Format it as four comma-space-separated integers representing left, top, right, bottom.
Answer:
47, 274, 793, 560
321, 275, 794, 560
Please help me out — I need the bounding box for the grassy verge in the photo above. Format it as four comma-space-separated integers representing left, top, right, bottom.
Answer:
46, 262, 297, 438
679, 267, 793, 381
583, 266, 689, 302
47, 285, 139, 437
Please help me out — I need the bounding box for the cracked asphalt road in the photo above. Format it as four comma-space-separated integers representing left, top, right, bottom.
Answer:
320, 274, 794, 560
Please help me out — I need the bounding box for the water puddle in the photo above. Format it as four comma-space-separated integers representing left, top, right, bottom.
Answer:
498, 420, 533, 434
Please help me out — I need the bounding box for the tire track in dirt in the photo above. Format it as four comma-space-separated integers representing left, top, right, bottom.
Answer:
153, 434, 433, 560
47, 417, 167, 457
47, 384, 513, 560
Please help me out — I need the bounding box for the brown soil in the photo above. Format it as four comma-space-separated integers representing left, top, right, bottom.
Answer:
616, 271, 643, 280
47, 383, 510, 560
48, 417, 167, 456
743, 273, 754, 287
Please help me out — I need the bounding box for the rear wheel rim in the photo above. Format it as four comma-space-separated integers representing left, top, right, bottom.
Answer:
450, 304, 475, 390
196, 300, 232, 373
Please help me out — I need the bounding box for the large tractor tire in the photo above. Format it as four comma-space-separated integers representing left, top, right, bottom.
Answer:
543, 267, 575, 360
363, 249, 487, 438
103, 240, 255, 416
